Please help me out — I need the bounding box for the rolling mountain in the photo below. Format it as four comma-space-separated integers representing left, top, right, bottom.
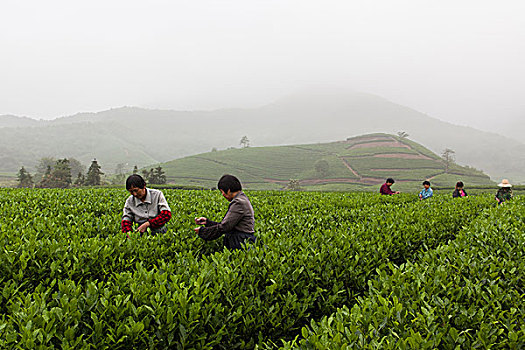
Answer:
1, 91, 523, 183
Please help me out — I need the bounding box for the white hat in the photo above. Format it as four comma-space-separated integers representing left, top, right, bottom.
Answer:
498, 179, 512, 187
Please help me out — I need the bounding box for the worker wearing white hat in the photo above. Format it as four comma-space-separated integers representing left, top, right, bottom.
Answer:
495, 179, 513, 204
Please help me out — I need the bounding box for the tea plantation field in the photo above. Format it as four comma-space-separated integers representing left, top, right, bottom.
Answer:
0, 189, 523, 349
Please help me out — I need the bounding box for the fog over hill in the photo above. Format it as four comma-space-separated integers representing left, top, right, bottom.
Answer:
1, 91, 524, 183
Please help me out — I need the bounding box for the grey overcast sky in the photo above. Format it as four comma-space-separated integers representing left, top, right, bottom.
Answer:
1, 0, 524, 131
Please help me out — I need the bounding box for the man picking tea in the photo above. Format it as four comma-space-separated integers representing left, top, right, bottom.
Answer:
194, 174, 255, 250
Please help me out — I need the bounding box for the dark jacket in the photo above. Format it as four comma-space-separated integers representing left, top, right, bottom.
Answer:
495, 188, 512, 204
379, 183, 395, 195
452, 189, 468, 198
198, 191, 255, 250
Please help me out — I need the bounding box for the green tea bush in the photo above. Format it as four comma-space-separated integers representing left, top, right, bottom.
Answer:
0, 189, 506, 348
281, 199, 525, 349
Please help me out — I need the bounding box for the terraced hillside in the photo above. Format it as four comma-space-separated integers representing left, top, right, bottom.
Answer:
159, 133, 493, 191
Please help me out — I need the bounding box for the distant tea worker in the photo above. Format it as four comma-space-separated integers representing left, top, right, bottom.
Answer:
194, 174, 255, 250
452, 181, 468, 198
380, 178, 400, 195
495, 179, 513, 205
419, 180, 433, 200
121, 174, 172, 236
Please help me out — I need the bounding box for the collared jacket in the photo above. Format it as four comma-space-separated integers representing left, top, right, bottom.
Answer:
198, 191, 255, 250
121, 188, 171, 233
419, 187, 433, 200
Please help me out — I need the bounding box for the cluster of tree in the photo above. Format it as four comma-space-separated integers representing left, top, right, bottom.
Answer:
17, 158, 104, 188
17, 158, 170, 188
141, 166, 166, 185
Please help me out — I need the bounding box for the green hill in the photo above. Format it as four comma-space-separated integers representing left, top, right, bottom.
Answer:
159, 133, 493, 191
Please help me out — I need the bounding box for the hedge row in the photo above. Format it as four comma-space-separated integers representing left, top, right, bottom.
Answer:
0, 189, 495, 348
279, 199, 525, 349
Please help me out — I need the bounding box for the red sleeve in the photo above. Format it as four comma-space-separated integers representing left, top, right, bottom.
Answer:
121, 219, 133, 233
148, 210, 172, 229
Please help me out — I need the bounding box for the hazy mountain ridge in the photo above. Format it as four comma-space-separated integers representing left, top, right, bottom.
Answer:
0, 115, 41, 128
1, 92, 524, 183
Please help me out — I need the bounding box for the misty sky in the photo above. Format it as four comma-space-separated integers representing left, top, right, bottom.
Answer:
1, 0, 524, 132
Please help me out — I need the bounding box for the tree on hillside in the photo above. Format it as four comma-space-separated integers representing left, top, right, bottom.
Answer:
151, 166, 166, 184
35, 157, 56, 179
240, 136, 250, 148
397, 131, 409, 138
315, 160, 330, 177
142, 168, 153, 182
74, 172, 85, 187
442, 148, 456, 173
39, 159, 72, 188
133, 165, 138, 174
85, 159, 104, 186
17, 166, 33, 188
69, 158, 86, 180
142, 166, 166, 184
51, 159, 72, 188
39, 165, 53, 188
35, 157, 85, 181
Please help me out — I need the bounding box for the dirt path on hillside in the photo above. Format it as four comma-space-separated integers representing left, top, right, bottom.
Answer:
339, 157, 361, 178
426, 172, 446, 180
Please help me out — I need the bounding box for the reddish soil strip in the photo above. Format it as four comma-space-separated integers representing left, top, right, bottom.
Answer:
370, 168, 440, 171
370, 168, 417, 171
348, 141, 410, 150
264, 178, 382, 185
263, 178, 288, 184
373, 153, 433, 160
301, 178, 372, 185
264, 177, 418, 186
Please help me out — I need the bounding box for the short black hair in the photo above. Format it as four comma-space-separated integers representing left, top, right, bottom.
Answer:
217, 174, 242, 192
456, 181, 464, 188
423, 180, 431, 186
126, 174, 146, 190
386, 178, 395, 184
